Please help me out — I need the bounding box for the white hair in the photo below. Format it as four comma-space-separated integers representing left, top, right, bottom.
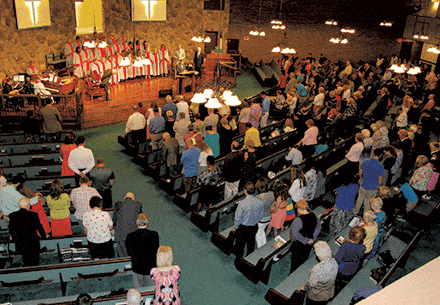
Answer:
126, 289, 141, 305
370, 198, 383, 210
314, 241, 332, 260
18, 197, 30, 209
364, 210, 376, 223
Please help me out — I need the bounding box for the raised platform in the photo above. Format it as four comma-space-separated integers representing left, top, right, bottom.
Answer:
81, 73, 237, 129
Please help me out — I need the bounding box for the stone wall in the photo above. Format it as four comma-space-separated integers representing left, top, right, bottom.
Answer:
0, 0, 76, 77
0, 0, 230, 78
228, 21, 402, 64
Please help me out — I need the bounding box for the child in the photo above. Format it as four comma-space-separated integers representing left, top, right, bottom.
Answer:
266, 188, 289, 237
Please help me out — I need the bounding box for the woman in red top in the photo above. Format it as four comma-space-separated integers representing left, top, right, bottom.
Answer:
60, 133, 77, 176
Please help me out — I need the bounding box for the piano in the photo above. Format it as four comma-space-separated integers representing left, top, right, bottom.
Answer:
42, 76, 76, 95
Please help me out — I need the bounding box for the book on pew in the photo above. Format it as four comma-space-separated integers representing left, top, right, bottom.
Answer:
272, 235, 287, 249
335, 236, 347, 246
370, 267, 387, 284
348, 216, 364, 227
61, 247, 91, 262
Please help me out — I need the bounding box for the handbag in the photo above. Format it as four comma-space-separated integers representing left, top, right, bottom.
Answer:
229, 118, 237, 130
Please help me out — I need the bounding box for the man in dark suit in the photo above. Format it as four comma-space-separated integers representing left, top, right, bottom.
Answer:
9, 198, 46, 266
193, 47, 206, 78
112, 193, 142, 257
126, 213, 159, 288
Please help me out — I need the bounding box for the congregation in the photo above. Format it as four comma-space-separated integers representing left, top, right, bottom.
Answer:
1, 50, 440, 304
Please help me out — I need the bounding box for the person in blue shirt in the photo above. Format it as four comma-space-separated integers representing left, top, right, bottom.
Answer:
260, 92, 271, 128
354, 148, 384, 215
335, 226, 366, 280
204, 125, 220, 158
181, 138, 200, 194
233, 181, 264, 258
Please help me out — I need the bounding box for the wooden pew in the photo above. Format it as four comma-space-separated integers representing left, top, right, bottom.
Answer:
209, 166, 293, 255
2, 163, 62, 180
172, 131, 299, 200
180, 147, 289, 214
234, 206, 327, 285
264, 228, 410, 305
0, 151, 61, 167
13, 286, 155, 305
0, 257, 134, 302
0, 142, 62, 154
137, 120, 287, 177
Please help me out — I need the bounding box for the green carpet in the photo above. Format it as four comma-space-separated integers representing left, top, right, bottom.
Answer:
73, 70, 440, 305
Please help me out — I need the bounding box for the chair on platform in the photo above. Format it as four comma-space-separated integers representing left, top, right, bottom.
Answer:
84, 77, 105, 100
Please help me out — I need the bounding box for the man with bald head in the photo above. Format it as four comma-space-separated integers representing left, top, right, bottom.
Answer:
9, 197, 46, 266
112, 193, 142, 257
126, 289, 142, 305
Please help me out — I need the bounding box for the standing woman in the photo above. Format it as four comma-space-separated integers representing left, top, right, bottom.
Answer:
238, 101, 251, 135
47, 179, 72, 236
218, 118, 233, 157
249, 100, 262, 128
289, 200, 321, 273
83, 196, 114, 259
60, 133, 77, 177
151, 245, 181, 305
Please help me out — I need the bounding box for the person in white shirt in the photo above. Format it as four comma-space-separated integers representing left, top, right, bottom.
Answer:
175, 95, 190, 121
125, 106, 147, 144
345, 133, 365, 176
83, 196, 114, 259
395, 106, 408, 129
342, 84, 351, 100
68, 136, 95, 186
286, 146, 303, 166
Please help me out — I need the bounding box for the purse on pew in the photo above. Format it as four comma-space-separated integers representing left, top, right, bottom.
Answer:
377, 249, 395, 268
291, 289, 307, 304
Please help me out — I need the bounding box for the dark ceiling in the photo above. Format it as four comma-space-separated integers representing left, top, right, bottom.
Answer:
230, 0, 420, 31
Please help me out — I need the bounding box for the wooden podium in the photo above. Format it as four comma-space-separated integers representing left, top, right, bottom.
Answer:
204, 53, 238, 78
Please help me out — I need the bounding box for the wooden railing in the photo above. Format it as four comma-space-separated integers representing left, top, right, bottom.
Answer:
0, 93, 82, 130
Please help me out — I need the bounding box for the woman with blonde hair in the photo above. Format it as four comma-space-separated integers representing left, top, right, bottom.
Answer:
289, 165, 307, 203
409, 155, 433, 198
151, 246, 181, 305
370, 123, 382, 150
289, 199, 321, 273
47, 179, 72, 236
361, 210, 378, 255
197, 140, 213, 173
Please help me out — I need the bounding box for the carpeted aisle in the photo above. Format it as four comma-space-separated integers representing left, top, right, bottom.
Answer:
75, 71, 273, 305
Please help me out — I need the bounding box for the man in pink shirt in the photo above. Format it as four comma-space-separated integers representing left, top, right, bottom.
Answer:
296, 119, 318, 156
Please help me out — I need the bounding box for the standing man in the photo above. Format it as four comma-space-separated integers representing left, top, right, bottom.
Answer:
223, 141, 245, 201
260, 92, 271, 128
181, 138, 200, 195
68, 136, 95, 186
244, 123, 261, 147
233, 181, 264, 258
89, 158, 115, 209
70, 176, 101, 230
176, 95, 190, 121
354, 148, 384, 215
126, 214, 159, 288
162, 132, 180, 177
39, 99, 62, 141
125, 106, 146, 145
149, 108, 166, 150
193, 47, 206, 78
0, 176, 40, 220
162, 95, 178, 120
112, 193, 142, 257
9, 198, 46, 266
